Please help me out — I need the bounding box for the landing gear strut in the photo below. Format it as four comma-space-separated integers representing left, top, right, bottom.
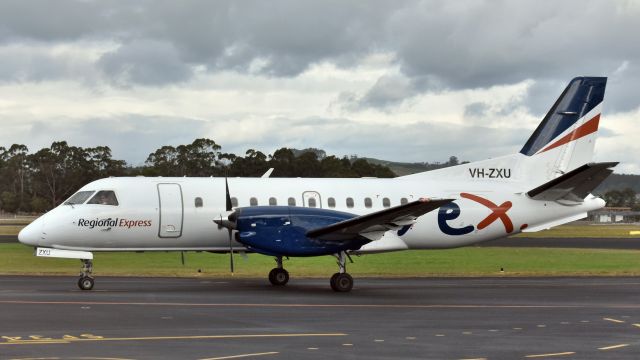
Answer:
330, 251, 353, 292
77, 259, 94, 291
268, 256, 289, 286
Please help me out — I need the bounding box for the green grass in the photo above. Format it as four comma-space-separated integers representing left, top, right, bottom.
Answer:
2, 244, 639, 278
512, 224, 640, 238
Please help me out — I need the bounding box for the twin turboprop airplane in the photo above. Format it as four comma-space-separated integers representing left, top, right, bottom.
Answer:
18, 76, 616, 292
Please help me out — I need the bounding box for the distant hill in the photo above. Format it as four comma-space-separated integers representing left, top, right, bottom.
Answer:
361, 157, 467, 176
594, 173, 640, 194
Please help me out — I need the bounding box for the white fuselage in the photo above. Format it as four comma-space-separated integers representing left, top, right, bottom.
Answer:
18, 175, 604, 253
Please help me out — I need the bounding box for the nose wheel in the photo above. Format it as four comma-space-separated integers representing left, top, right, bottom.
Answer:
78, 259, 94, 291
78, 276, 94, 291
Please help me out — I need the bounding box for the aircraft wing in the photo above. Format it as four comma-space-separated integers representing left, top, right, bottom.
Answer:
527, 162, 618, 202
306, 198, 453, 241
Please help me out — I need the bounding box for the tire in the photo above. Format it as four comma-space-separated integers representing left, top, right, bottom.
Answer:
332, 273, 353, 292
268, 268, 289, 286
330, 273, 340, 291
78, 276, 94, 291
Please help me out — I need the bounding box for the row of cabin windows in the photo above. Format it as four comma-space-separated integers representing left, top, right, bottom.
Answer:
194, 196, 410, 208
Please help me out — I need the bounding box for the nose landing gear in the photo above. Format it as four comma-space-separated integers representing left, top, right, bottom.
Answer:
78, 259, 94, 291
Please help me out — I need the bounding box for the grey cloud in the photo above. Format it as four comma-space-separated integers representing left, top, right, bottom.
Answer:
25, 116, 210, 165
0, 44, 96, 83
337, 74, 418, 110
0, 0, 639, 112
98, 39, 193, 86
463, 102, 490, 118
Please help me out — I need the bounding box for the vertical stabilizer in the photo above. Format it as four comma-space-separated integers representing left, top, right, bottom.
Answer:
520, 77, 607, 184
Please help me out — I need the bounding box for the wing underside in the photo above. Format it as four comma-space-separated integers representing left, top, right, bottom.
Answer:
306, 198, 453, 241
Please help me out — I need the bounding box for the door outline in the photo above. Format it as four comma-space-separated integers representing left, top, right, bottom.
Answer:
302, 191, 322, 208
157, 183, 184, 238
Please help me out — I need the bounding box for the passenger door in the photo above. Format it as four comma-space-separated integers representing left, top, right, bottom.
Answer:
157, 183, 184, 238
302, 191, 322, 208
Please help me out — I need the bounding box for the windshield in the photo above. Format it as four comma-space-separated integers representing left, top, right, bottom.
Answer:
87, 190, 119, 206
64, 191, 95, 205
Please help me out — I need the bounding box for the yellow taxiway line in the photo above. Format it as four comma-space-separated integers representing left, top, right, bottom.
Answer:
199, 352, 279, 360
525, 352, 575, 358
0, 333, 346, 346
598, 343, 629, 350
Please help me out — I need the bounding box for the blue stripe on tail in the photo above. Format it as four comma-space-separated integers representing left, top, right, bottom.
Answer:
520, 77, 607, 156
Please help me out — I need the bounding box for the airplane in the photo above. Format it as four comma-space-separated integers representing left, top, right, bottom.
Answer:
18, 76, 616, 292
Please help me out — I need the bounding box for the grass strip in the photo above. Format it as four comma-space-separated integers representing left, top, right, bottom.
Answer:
1, 244, 639, 277
512, 224, 640, 238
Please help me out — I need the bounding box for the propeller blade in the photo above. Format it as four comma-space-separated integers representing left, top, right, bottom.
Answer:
225, 177, 232, 212
228, 227, 234, 274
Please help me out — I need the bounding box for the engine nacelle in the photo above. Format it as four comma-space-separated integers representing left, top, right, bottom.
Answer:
233, 206, 368, 257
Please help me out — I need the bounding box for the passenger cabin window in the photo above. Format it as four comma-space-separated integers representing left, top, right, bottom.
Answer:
250, 197, 258, 206
327, 197, 336, 208
364, 197, 372, 208
64, 191, 94, 205
194, 197, 203, 208
269, 197, 277, 206
383, 197, 391, 208
87, 190, 119, 206
346, 197, 354, 208
288, 197, 296, 206
400, 197, 408, 205
231, 197, 238, 207
308, 198, 317, 208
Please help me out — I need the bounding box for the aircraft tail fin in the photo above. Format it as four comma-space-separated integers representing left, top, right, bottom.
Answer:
520, 77, 607, 183
526, 162, 617, 202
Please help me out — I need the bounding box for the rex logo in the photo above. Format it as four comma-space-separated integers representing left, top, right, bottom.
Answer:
438, 192, 514, 236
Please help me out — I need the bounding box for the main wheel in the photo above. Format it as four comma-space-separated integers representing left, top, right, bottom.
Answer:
268, 268, 289, 286
331, 273, 353, 292
78, 276, 94, 291
330, 273, 340, 289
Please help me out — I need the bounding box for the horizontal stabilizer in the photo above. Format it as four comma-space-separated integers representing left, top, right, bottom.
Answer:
306, 198, 453, 241
527, 162, 618, 202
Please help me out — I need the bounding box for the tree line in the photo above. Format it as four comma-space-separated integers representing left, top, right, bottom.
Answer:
0, 139, 394, 213
603, 188, 638, 210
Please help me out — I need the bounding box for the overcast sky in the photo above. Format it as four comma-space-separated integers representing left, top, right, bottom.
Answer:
1, 0, 639, 173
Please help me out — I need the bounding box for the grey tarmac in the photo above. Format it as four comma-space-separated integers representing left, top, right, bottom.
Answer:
0, 276, 639, 360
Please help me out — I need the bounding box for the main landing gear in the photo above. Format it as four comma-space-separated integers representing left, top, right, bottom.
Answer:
78, 259, 94, 291
330, 251, 353, 292
268, 256, 289, 286
265, 252, 354, 292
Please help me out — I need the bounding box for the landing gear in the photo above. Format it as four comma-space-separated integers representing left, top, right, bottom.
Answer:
330, 251, 353, 292
268, 257, 289, 286
330, 273, 353, 292
78, 259, 94, 291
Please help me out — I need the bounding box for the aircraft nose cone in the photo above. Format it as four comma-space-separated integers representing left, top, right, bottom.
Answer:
18, 219, 43, 246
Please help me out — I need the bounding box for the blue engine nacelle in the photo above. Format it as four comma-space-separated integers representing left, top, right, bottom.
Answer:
233, 206, 369, 257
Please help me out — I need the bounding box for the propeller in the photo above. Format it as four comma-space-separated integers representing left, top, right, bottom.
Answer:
214, 177, 237, 274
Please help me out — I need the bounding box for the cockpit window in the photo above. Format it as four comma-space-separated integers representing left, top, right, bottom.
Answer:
87, 190, 119, 206
64, 191, 95, 205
